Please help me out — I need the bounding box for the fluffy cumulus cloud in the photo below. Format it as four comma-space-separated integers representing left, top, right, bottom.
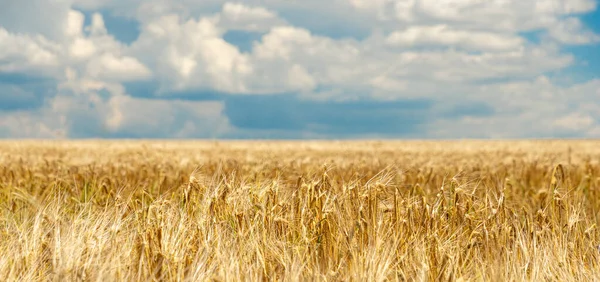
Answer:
0, 0, 599, 138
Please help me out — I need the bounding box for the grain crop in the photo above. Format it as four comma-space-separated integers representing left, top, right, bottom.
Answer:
1, 140, 600, 281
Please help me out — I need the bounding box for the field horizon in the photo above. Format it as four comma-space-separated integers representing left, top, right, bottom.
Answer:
1, 140, 600, 281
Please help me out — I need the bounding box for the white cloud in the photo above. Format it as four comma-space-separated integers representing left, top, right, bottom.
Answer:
0, 77, 231, 138
0, 28, 61, 75
129, 14, 251, 93
105, 95, 230, 137
1, 9, 152, 84
253, 26, 314, 60
222, 2, 276, 20
535, 0, 597, 15
65, 11, 152, 83
430, 77, 600, 138
65, 9, 86, 37
386, 25, 524, 52
1, 0, 599, 138
0, 111, 68, 138
348, 0, 398, 20
243, 25, 573, 98
90, 12, 109, 35
547, 17, 600, 45
349, 0, 598, 42
63, 2, 589, 101
86, 53, 151, 82
554, 113, 595, 131
216, 2, 285, 32
0, 0, 74, 41
69, 38, 97, 59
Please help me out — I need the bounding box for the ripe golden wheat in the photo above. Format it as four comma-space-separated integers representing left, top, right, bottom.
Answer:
0, 140, 599, 281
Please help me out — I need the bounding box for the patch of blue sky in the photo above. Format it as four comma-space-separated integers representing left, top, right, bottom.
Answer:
80, 9, 140, 44
562, 9, 600, 83
222, 30, 265, 53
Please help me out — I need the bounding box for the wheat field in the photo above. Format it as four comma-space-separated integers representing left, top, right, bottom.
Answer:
1, 140, 600, 281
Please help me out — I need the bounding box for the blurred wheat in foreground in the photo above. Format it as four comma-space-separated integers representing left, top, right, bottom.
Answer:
1, 140, 600, 281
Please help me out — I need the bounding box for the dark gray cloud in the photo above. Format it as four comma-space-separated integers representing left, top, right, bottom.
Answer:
123, 81, 224, 100
442, 102, 496, 118
0, 73, 56, 111
121, 79, 519, 138
123, 81, 435, 137
223, 94, 433, 137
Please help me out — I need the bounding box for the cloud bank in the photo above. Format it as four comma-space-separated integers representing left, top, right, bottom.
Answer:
1, 0, 599, 138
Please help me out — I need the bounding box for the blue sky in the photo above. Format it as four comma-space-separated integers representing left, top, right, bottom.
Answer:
1, 0, 600, 139
562, 9, 600, 83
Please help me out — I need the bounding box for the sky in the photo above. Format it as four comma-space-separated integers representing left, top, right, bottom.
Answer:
1, 0, 599, 139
